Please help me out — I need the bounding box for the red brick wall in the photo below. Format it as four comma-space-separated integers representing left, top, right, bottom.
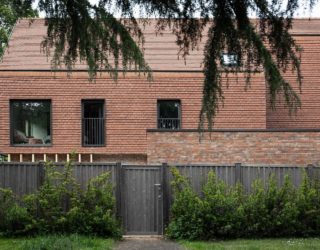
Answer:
0, 72, 266, 161
147, 131, 320, 165
267, 35, 320, 128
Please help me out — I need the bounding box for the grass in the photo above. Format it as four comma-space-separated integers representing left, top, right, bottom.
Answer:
0, 234, 114, 250
179, 238, 320, 250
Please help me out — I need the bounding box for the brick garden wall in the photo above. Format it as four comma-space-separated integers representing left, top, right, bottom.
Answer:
147, 130, 320, 165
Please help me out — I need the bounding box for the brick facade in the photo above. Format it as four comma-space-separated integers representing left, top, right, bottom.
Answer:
0, 71, 266, 163
147, 130, 320, 165
1, 19, 320, 164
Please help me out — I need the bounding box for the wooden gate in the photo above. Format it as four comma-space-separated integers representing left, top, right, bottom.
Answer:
119, 166, 163, 235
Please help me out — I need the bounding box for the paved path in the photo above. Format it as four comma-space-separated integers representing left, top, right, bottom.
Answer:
113, 237, 186, 250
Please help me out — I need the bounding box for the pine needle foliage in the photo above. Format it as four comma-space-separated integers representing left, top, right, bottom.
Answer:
38, 0, 152, 79
5, 0, 318, 128
0, 0, 38, 58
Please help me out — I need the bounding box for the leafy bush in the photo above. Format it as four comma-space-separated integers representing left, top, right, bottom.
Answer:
0, 159, 121, 238
241, 175, 300, 237
24, 160, 81, 233
0, 188, 32, 236
296, 172, 320, 236
165, 168, 205, 240
202, 172, 244, 239
67, 172, 121, 237
166, 167, 320, 240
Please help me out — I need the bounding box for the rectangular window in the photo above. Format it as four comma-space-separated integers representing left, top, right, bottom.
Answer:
157, 100, 181, 130
221, 53, 240, 67
82, 100, 105, 146
11, 100, 51, 146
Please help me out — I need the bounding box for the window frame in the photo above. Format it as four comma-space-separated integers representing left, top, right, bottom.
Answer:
157, 99, 182, 130
81, 99, 106, 147
10, 99, 52, 147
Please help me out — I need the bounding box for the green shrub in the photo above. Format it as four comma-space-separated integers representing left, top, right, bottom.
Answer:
165, 167, 205, 240
241, 175, 299, 237
67, 172, 121, 238
0, 188, 33, 236
296, 171, 320, 236
0, 158, 121, 237
166, 167, 320, 240
202, 172, 244, 239
269, 175, 299, 236
24, 160, 81, 233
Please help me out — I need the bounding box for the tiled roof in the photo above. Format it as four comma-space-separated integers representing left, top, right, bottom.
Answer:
1, 18, 320, 71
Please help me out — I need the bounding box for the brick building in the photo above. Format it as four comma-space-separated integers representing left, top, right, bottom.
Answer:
0, 19, 320, 165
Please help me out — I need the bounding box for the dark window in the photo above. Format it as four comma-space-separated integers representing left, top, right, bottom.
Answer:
221, 53, 240, 67
82, 100, 105, 146
157, 100, 181, 129
11, 100, 51, 145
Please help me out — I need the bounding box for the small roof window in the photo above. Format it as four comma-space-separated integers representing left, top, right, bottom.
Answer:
221, 53, 240, 67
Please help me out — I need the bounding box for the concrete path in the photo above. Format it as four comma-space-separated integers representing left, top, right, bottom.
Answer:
113, 237, 186, 250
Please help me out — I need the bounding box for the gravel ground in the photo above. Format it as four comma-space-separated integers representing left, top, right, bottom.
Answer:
114, 237, 186, 250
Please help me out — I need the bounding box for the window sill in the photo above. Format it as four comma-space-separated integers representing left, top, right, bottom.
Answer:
156, 128, 181, 131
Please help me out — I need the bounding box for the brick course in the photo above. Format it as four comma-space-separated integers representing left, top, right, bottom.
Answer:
147, 131, 320, 165
267, 35, 320, 128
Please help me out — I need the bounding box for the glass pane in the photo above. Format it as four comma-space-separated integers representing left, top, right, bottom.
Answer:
82, 101, 105, 146
222, 53, 239, 66
158, 101, 181, 129
83, 102, 104, 118
159, 101, 180, 119
12, 101, 51, 145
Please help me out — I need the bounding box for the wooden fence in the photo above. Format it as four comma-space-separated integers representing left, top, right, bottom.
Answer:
170, 163, 320, 192
1, 161, 319, 197
0, 162, 118, 196
1, 161, 319, 234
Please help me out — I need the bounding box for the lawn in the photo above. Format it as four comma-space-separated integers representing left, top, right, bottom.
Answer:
179, 238, 320, 250
0, 234, 114, 250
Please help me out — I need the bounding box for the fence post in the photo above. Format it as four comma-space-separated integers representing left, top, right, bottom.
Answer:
37, 161, 45, 188
0, 161, 4, 189
115, 162, 122, 220
162, 162, 169, 230
307, 164, 314, 181
235, 163, 242, 185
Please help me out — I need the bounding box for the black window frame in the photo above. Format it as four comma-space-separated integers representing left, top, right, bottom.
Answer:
81, 99, 106, 147
157, 99, 182, 130
10, 99, 52, 147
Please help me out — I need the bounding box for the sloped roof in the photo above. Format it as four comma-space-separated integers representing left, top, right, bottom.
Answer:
1, 18, 320, 71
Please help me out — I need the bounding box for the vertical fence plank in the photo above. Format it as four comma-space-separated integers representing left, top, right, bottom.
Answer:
38, 161, 45, 189
307, 164, 314, 181
115, 162, 122, 220
162, 163, 169, 229
235, 163, 242, 185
